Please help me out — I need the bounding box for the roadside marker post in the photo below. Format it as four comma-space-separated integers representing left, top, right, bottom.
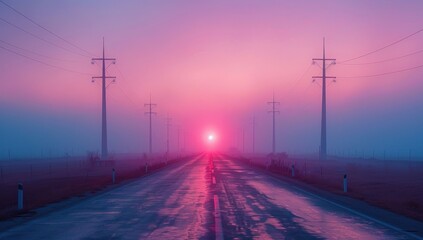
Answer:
112, 168, 115, 184
343, 174, 348, 193
17, 183, 23, 210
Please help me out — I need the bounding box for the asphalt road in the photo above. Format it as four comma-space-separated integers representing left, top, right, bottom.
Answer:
0, 154, 421, 239
213, 156, 421, 240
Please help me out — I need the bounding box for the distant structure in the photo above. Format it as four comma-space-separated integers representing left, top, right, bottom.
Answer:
144, 95, 157, 154
166, 114, 172, 154
312, 38, 336, 160
267, 94, 280, 155
183, 130, 187, 152
177, 125, 181, 153
91, 38, 116, 160
242, 128, 245, 153
252, 116, 256, 154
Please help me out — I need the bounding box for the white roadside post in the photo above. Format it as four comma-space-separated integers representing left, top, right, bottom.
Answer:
112, 168, 115, 184
291, 164, 295, 177
343, 174, 348, 193
145, 162, 148, 173
17, 183, 23, 210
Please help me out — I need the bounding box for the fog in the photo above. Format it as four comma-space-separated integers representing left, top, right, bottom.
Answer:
1, 0, 423, 159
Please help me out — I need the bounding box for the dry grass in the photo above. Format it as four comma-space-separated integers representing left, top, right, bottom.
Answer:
238, 154, 423, 221
0, 154, 195, 220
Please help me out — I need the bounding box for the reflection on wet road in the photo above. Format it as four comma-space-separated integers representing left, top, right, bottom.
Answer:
0, 155, 214, 240
214, 156, 418, 240
0, 154, 421, 239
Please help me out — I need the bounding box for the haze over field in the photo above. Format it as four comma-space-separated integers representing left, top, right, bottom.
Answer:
0, 0, 423, 158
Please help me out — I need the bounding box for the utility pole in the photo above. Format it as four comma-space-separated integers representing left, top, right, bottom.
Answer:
312, 38, 336, 160
91, 38, 116, 160
183, 129, 186, 152
166, 115, 172, 154
144, 95, 156, 155
267, 93, 280, 155
177, 125, 180, 153
242, 128, 245, 153
252, 116, 255, 154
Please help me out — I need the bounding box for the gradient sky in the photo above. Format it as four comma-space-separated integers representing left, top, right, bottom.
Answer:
0, 0, 423, 159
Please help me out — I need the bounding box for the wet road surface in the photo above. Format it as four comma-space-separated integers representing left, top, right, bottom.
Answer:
0, 154, 421, 239
214, 156, 421, 240
0, 155, 214, 240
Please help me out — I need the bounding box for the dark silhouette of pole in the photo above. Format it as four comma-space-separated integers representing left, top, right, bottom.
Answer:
267, 94, 280, 155
166, 115, 172, 154
242, 128, 245, 153
183, 129, 186, 151
144, 95, 156, 154
177, 125, 180, 153
184, 130, 188, 152
312, 38, 336, 160
91, 38, 116, 160
252, 116, 255, 154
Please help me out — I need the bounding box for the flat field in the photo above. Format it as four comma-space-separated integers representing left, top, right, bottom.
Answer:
244, 154, 423, 221
0, 153, 190, 219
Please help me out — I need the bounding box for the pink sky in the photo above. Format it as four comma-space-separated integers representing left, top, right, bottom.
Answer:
0, 0, 423, 158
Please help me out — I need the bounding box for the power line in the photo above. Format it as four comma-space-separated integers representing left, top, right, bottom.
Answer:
0, 0, 95, 57
338, 63, 423, 79
0, 44, 92, 75
0, 17, 90, 58
290, 64, 313, 89
0, 38, 76, 62
115, 85, 142, 110
284, 64, 313, 97
339, 27, 423, 64
111, 65, 147, 113
103, 66, 147, 116
114, 65, 141, 102
339, 49, 423, 66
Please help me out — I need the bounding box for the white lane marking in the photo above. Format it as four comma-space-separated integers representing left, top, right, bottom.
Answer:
214, 194, 224, 240
266, 173, 423, 240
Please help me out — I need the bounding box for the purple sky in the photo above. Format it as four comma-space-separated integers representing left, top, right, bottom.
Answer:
0, 0, 423, 158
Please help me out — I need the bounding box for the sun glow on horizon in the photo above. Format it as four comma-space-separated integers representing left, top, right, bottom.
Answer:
204, 131, 218, 148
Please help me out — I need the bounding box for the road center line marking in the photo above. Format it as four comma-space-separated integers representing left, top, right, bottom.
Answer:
213, 194, 224, 240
